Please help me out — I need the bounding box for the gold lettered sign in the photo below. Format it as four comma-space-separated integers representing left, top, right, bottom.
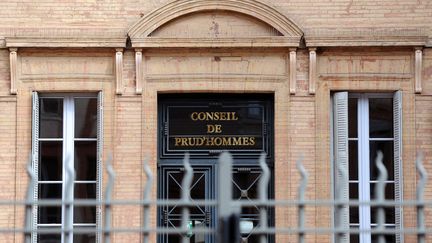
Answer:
166, 106, 264, 152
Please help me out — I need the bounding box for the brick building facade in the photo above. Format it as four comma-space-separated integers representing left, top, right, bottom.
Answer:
0, 0, 431, 242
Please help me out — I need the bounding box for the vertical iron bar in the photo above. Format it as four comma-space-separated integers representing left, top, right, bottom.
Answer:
64, 154, 75, 243
104, 156, 115, 243
374, 151, 387, 243
219, 152, 233, 219
142, 157, 153, 243
416, 153, 427, 243
218, 152, 239, 243
258, 153, 269, 243
24, 155, 35, 243
296, 156, 307, 243
181, 153, 193, 243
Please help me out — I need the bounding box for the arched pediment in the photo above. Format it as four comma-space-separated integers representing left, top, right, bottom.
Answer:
150, 11, 284, 38
128, 0, 303, 48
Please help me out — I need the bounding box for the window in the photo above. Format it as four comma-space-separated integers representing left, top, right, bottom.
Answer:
32, 92, 103, 243
333, 92, 402, 243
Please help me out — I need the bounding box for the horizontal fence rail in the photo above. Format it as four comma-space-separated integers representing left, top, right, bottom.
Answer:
0, 151, 430, 242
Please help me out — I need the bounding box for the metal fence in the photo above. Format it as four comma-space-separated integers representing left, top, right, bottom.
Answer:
1, 151, 431, 243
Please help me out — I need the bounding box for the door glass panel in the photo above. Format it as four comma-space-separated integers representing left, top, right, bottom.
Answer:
371, 226, 396, 242
349, 226, 360, 243
37, 227, 61, 243
369, 141, 394, 180
348, 98, 358, 138
74, 206, 96, 224
167, 171, 206, 216
74, 141, 97, 181
38, 206, 61, 224
369, 98, 393, 138
38, 184, 62, 199
73, 227, 96, 243
348, 141, 358, 180
39, 141, 62, 181
162, 168, 210, 243
233, 168, 267, 242
74, 183, 96, 199
74, 98, 97, 138
40, 98, 63, 138
349, 183, 359, 224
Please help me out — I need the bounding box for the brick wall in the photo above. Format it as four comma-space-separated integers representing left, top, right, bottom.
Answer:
0, 1, 431, 242
0, 0, 429, 38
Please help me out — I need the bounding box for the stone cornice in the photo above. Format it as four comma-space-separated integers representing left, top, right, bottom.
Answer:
132, 36, 301, 48
305, 35, 428, 47
5, 37, 126, 48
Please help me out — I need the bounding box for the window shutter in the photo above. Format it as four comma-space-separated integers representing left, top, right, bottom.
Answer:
333, 92, 349, 242
96, 91, 104, 243
31, 92, 39, 243
393, 91, 403, 243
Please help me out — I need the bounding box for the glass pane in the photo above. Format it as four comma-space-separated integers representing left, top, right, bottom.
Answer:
349, 183, 358, 199
74, 98, 97, 138
39, 141, 62, 181
75, 141, 97, 181
369, 141, 394, 180
233, 170, 261, 218
370, 183, 395, 224
371, 234, 396, 242
369, 98, 393, 138
348, 98, 358, 138
74, 183, 96, 199
349, 206, 359, 224
370, 183, 395, 200
37, 227, 61, 243
74, 206, 96, 223
349, 226, 359, 243
349, 140, 358, 180
38, 184, 62, 199
38, 206, 61, 224
371, 207, 396, 224
371, 226, 396, 242
349, 183, 359, 224
40, 98, 63, 138
166, 218, 208, 243
232, 170, 260, 200
38, 184, 62, 224
73, 227, 96, 243
167, 171, 207, 216
239, 219, 261, 242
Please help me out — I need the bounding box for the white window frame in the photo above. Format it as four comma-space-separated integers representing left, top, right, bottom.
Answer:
332, 91, 403, 243
32, 92, 103, 243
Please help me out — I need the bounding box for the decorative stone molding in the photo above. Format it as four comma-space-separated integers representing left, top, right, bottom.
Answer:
308, 48, 317, 95
289, 48, 297, 95
415, 47, 423, 94
131, 37, 300, 48
5, 37, 126, 48
9, 48, 17, 95
135, 49, 143, 95
128, 0, 303, 48
319, 73, 412, 81
145, 74, 285, 82
305, 35, 428, 47
115, 48, 123, 95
